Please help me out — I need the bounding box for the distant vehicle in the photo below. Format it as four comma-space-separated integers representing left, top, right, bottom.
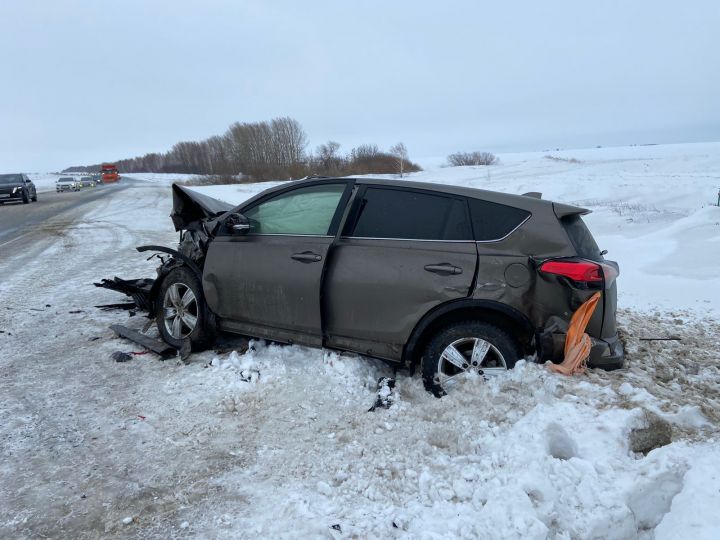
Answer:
92, 173, 102, 184
101, 164, 120, 183
0, 173, 38, 204
79, 176, 96, 188
56, 177, 80, 192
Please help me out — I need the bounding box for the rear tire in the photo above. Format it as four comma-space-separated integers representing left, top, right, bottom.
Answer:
155, 267, 215, 352
421, 320, 521, 397
31, 193, 38, 202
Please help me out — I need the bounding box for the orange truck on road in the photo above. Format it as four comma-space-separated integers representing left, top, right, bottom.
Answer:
101, 163, 120, 183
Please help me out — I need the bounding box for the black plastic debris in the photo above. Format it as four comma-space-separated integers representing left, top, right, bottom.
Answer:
95, 303, 137, 311
112, 351, 133, 363
368, 377, 396, 412
330, 524, 342, 532
109, 324, 177, 359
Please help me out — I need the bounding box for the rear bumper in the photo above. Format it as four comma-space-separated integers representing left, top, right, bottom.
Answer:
537, 328, 624, 370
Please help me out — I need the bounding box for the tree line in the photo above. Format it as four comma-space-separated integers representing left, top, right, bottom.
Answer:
64, 117, 421, 181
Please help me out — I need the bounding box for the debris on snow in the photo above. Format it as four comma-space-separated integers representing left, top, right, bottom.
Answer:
109, 324, 176, 358
111, 351, 132, 363
368, 377, 396, 411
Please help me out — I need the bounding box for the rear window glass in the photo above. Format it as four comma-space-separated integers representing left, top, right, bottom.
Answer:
468, 199, 530, 241
350, 188, 472, 240
561, 214, 602, 260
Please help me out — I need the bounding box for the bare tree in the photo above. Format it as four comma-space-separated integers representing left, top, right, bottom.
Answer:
390, 142, 409, 178
315, 141, 343, 175
446, 151, 497, 167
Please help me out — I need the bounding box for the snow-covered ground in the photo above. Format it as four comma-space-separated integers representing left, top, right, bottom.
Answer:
1, 142, 719, 539
119, 172, 210, 186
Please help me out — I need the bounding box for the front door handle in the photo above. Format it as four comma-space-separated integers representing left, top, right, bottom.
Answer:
424, 263, 462, 276
291, 251, 322, 263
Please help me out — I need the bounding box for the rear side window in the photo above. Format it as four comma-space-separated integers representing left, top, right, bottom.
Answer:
350, 187, 472, 240
561, 214, 602, 260
468, 199, 530, 241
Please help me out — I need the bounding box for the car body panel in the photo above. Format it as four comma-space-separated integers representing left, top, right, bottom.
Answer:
204, 234, 333, 345
323, 238, 477, 360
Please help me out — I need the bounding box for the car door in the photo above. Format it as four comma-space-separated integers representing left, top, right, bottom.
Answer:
323, 185, 478, 361
203, 181, 351, 347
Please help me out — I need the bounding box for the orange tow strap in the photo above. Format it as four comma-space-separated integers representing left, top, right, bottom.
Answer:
548, 292, 602, 375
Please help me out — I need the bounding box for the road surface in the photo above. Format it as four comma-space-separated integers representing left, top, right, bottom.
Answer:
0, 181, 134, 252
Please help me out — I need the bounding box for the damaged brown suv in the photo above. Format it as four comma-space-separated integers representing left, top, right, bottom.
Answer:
101, 178, 623, 394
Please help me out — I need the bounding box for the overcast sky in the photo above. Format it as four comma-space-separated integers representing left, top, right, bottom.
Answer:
1, 0, 719, 171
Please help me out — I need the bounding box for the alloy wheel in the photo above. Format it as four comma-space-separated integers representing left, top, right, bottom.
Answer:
162, 282, 198, 339
437, 337, 507, 387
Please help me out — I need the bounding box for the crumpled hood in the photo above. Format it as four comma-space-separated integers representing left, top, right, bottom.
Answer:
170, 183, 234, 231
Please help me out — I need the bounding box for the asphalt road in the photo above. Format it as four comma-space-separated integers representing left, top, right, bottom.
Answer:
0, 181, 136, 251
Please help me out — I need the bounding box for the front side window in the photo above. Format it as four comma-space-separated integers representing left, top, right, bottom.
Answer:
349, 187, 472, 240
244, 183, 346, 235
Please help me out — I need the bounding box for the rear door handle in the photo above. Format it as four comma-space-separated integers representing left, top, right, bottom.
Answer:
424, 263, 463, 276
291, 251, 322, 263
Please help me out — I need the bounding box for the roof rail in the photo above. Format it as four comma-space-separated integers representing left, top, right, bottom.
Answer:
300, 174, 332, 180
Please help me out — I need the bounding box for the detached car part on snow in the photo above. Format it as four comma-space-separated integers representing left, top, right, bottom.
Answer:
98, 180, 623, 394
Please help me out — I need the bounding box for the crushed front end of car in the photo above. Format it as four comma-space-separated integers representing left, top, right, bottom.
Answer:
95, 184, 232, 320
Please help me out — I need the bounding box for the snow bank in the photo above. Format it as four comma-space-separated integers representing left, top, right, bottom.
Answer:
121, 172, 210, 186
164, 327, 719, 538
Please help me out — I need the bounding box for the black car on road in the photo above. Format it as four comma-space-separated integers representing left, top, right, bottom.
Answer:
0, 174, 38, 204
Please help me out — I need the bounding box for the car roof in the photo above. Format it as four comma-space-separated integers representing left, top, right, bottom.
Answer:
296, 176, 587, 215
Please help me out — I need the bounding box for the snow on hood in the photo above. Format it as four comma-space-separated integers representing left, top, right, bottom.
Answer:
170, 183, 234, 231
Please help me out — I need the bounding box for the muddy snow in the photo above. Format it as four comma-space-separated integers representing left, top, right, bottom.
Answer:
1, 143, 719, 539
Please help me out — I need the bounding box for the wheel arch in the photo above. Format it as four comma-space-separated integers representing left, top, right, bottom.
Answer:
402, 299, 535, 369
136, 245, 206, 309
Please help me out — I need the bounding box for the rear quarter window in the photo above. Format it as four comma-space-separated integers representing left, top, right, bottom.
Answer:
561, 214, 603, 260
468, 199, 530, 241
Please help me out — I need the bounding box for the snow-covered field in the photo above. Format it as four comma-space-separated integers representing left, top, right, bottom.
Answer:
1, 142, 719, 539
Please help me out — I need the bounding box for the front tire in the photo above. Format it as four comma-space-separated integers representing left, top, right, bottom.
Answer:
156, 267, 215, 351
421, 321, 521, 397
22, 190, 29, 204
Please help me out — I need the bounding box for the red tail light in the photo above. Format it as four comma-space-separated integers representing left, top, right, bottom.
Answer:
539, 260, 603, 282
539, 259, 619, 287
